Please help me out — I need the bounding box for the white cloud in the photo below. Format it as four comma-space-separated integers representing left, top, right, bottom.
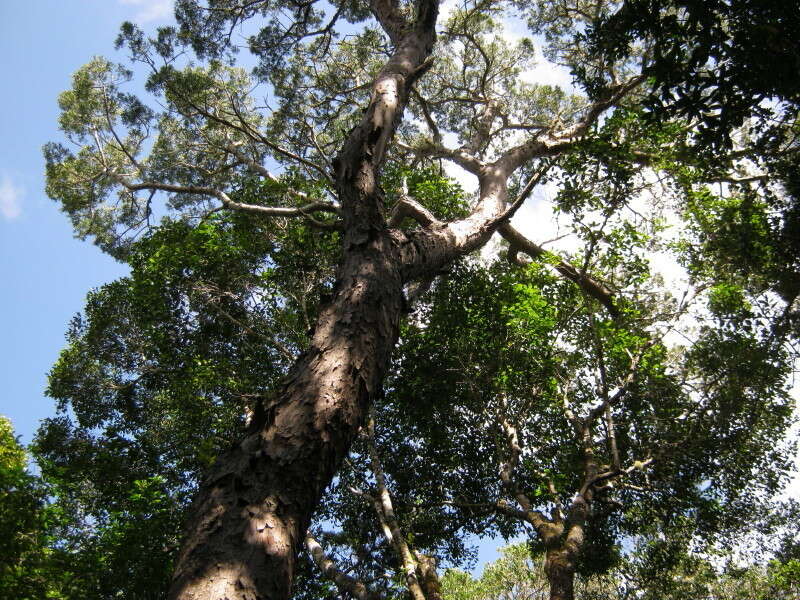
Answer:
438, 0, 461, 23
0, 174, 23, 221
120, 0, 173, 24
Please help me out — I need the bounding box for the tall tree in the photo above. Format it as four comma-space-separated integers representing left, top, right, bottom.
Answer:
43, 1, 799, 598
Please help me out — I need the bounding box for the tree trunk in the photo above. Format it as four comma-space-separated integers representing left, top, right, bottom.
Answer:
166, 3, 442, 598
168, 234, 406, 600
544, 548, 576, 600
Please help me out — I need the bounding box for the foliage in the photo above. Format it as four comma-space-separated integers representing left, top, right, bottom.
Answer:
442, 544, 550, 600
301, 246, 794, 599
32, 164, 470, 597
441, 540, 800, 600
585, 0, 800, 149
32, 192, 343, 597
0, 417, 49, 597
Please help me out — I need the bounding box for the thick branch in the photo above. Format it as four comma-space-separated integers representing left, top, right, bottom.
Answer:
370, 0, 408, 45
334, 0, 438, 236
388, 193, 442, 228
500, 224, 619, 317
496, 414, 554, 528
414, 552, 443, 600
399, 162, 534, 281
498, 75, 646, 172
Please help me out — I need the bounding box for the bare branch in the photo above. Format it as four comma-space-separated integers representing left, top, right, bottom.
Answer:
365, 418, 425, 600
497, 413, 535, 513
224, 142, 279, 181
558, 377, 584, 438
588, 457, 654, 489
604, 405, 621, 472
118, 178, 342, 228
707, 173, 768, 184
227, 98, 334, 184
410, 87, 442, 143
557, 75, 647, 140
498, 75, 647, 172
586, 343, 652, 423
400, 141, 484, 175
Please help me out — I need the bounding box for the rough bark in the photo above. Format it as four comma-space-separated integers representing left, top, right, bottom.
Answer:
165, 2, 571, 596
167, 3, 440, 599
541, 516, 584, 600
415, 553, 443, 600
544, 548, 577, 600
168, 239, 406, 600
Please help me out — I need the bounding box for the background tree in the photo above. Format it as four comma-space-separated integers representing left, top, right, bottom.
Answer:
0, 416, 65, 598
440, 539, 800, 600
306, 246, 794, 600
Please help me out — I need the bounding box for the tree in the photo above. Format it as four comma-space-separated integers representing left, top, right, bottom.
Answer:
440, 540, 800, 600
43, 1, 800, 599
585, 0, 800, 149
0, 416, 64, 598
0, 416, 45, 596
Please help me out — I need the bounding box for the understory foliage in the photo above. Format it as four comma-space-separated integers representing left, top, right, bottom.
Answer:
11, 0, 800, 598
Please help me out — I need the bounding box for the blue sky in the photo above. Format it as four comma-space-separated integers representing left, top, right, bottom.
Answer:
0, 1, 173, 445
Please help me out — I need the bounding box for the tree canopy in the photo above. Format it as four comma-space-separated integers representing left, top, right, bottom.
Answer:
20, 1, 800, 599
